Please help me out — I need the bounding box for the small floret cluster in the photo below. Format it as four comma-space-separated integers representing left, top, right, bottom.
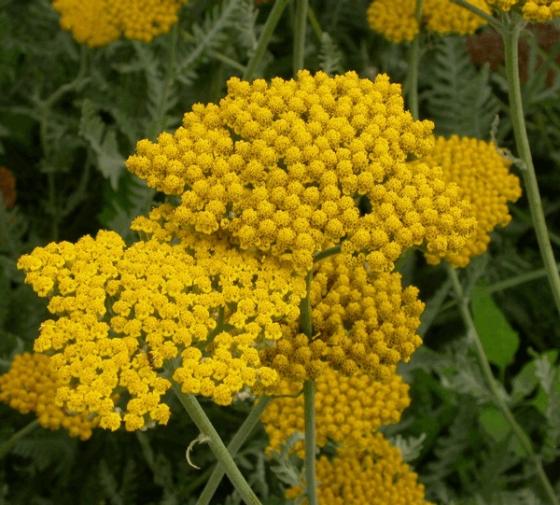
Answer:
262, 368, 410, 454
17, 230, 305, 431
287, 434, 432, 505
367, 0, 489, 43
52, 0, 185, 47
261, 254, 424, 381
127, 70, 475, 273
0, 353, 95, 440
487, 0, 560, 20
420, 136, 521, 266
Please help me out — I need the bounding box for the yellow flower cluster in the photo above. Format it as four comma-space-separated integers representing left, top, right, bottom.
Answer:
127, 70, 475, 273
52, 0, 185, 47
486, 0, 560, 19
287, 434, 432, 505
522, 0, 560, 20
262, 255, 424, 381
262, 368, 409, 454
17, 229, 305, 431
420, 136, 521, 267
0, 353, 95, 440
367, 0, 489, 43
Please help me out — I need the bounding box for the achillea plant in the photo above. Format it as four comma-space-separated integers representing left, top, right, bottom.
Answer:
367, 0, 490, 43
0, 353, 95, 440
420, 136, 521, 267
52, 0, 186, 47
262, 367, 410, 453
17, 230, 305, 430
261, 254, 425, 380
126, 70, 475, 274
487, 0, 560, 20
286, 434, 432, 505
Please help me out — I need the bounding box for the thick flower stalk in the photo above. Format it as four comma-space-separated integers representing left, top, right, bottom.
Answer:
486, 0, 560, 20
52, 0, 186, 47
367, 0, 490, 43
17, 230, 305, 431
262, 367, 410, 454
420, 135, 521, 267
286, 434, 432, 505
126, 70, 475, 274
261, 254, 425, 380
0, 353, 95, 440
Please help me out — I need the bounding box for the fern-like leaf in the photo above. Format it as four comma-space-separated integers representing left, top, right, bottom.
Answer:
425, 36, 499, 139
319, 33, 344, 75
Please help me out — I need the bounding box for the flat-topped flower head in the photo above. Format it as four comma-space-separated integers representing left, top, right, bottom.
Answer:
287, 433, 433, 505
487, 0, 560, 20
52, 0, 186, 47
367, 0, 490, 43
419, 136, 521, 267
261, 254, 425, 380
127, 71, 474, 273
0, 353, 95, 440
17, 230, 305, 431
262, 367, 410, 454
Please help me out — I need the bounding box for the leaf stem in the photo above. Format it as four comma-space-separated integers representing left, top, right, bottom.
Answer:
446, 265, 559, 505
243, 0, 292, 80
173, 388, 262, 505
407, 0, 424, 119
293, 0, 309, 75
502, 18, 560, 319
0, 419, 39, 460
195, 397, 272, 505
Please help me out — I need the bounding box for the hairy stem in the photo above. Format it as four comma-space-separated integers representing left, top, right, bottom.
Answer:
0, 420, 39, 460
407, 0, 424, 119
447, 266, 559, 505
244, 0, 292, 80
173, 389, 262, 505
293, 0, 309, 75
196, 397, 271, 505
502, 19, 560, 318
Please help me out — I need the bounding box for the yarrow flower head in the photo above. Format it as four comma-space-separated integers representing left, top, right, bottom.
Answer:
367, 0, 490, 43
287, 434, 432, 505
419, 136, 521, 267
0, 353, 95, 440
487, 0, 560, 20
261, 254, 425, 380
126, 70, 475, 274
17, 229, 305, 431
52, 0, 186, 47
262, 367, 410, 454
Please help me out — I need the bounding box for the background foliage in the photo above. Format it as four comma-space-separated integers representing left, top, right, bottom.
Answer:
1, 0, 560, 503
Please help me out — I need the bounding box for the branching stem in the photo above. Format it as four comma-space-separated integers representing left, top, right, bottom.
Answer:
173, 388, 262, 505
447, 266, 559, 505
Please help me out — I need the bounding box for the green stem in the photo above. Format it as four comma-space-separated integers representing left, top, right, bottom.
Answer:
173, 389, 262, 505
293, 0, 308, 75
486, 266, 556, 294
307, 6, 322, 41
0, 420, 39, 460
243, 0, 292, 80
299, 269, 317, 505
447, 265, 559, 505
313, 245, 341, 263
503, 20, 560, 319
196, 397, 271, 505
303, 379, 317, 505
450, 0, 501, 29
407, 0, 423, 120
